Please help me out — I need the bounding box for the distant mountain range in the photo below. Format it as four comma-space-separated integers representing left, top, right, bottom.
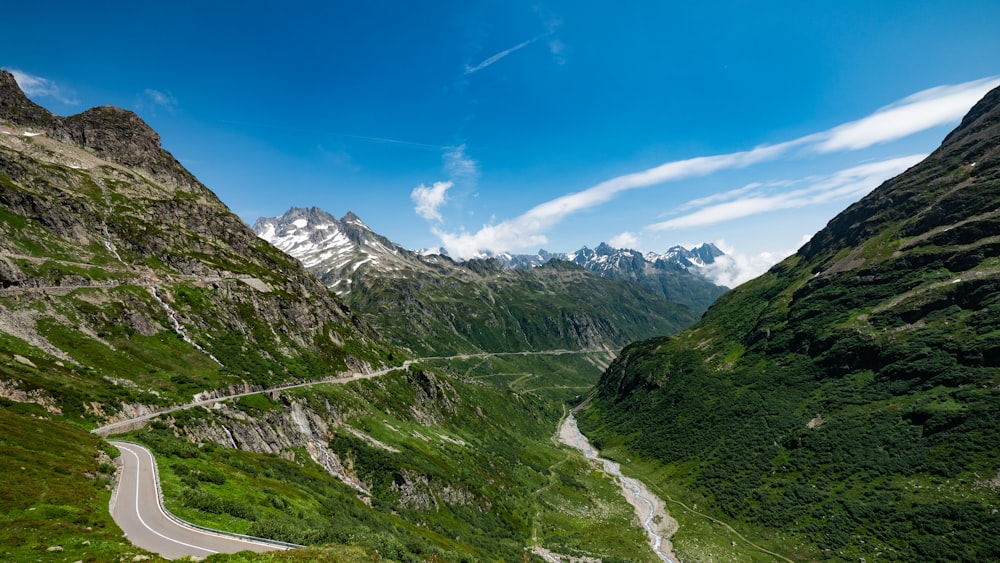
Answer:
493, 241, 724, 272
254, 207, 714, 355
254, 207, 727, 313
496, 242, 727, 312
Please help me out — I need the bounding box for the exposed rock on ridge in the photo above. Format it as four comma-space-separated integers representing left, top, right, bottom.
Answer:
0, 70, 197, 187
584, 85, 1000, 561
0, 69, 383, 421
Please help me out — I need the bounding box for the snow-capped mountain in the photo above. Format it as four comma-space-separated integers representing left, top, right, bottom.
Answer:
495, 242, 723, 276
253, 207, 422, 294
495, 242, 727, 311
255, 207, 727, 312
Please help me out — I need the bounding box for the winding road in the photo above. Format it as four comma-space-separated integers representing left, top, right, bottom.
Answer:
101, 349, 612, 559
110, 441, 288, 559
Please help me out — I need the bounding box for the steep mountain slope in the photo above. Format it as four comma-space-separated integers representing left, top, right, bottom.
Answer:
579, 86, 1000, 561
0, 69, 399, 560
0, 71, 667, 562
256, 207, 702, 356
0, 70, 385, 417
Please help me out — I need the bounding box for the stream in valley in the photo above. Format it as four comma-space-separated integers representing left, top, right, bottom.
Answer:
558, 414, 678, 563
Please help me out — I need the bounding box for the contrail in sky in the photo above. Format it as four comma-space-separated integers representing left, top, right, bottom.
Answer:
465, 36, 543, 74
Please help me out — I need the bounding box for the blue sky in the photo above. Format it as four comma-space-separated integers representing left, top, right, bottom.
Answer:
4, 1, 1000, 284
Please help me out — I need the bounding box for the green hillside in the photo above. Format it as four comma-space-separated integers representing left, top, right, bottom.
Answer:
580, 86, 1000, 561
347, 257, 699, 357
0, 69, 668, 562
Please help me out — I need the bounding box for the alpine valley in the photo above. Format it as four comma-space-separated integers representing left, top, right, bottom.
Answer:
0, 68, 693, 563
4, 63, 1000, 563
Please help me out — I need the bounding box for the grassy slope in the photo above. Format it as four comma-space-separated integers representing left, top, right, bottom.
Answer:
346, 260, 699, 357
579, 88, 1000, 561
121, 354, 657, 562
0, 403, 149, 562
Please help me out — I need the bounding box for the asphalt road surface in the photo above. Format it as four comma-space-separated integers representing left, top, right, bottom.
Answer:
110, 441, 287, 560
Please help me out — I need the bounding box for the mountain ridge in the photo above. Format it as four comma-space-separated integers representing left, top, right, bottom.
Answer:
579, 84, 1000, 561
255, 206, 727, 311
0, 72, 681, 562
254, 206, 705, 356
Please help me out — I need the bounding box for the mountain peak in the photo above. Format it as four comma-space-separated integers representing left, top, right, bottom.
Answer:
254, 207, 407, 292
594, 242, 617, 255
56, 105, 163, 168
340, 211, 371, 231
0, 69, 57, 129
1, 69, 197, 187
941, 83, 1000, 147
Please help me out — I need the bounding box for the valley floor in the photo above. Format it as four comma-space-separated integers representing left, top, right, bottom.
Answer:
558, 413, 679, 563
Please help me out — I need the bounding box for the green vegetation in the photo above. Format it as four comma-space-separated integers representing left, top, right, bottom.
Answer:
0, 404, 155, 562
346, 259, 698, 357
579, 88, 1000, 561
123, 355, 659, 562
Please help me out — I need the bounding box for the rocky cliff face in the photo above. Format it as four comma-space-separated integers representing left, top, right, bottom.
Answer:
0, 69, 385, 422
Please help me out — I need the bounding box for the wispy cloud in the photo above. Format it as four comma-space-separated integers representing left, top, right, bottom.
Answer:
815, 77, 1000, 152
133, 88, 178, 117
9, 69, 79, 105
428, 77, 997, 259
444, 144, 479, 182
142, 88, 178, 113
535, 6, 566, 65
341, 133, 451, 150
465, 35, 544, 75
646, 155, 924, 231
411, 181, 453, 222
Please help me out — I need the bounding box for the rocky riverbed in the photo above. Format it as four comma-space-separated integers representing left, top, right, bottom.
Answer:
558, 414, 679, 563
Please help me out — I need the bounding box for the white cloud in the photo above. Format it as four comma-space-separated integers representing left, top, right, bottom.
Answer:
465, 36, 543, 75
703, 236, 811, 287
815, 77, 1000, 152
433, 222, 548, 260
444, 144, 478, 182
609, 231, 640, 249
9, 69, 79, 105
647, 155, 924, 231
411, 181, 452, 222
428, 77, 995, 259
410, 145, 479, 226
143, 88, 178, 113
